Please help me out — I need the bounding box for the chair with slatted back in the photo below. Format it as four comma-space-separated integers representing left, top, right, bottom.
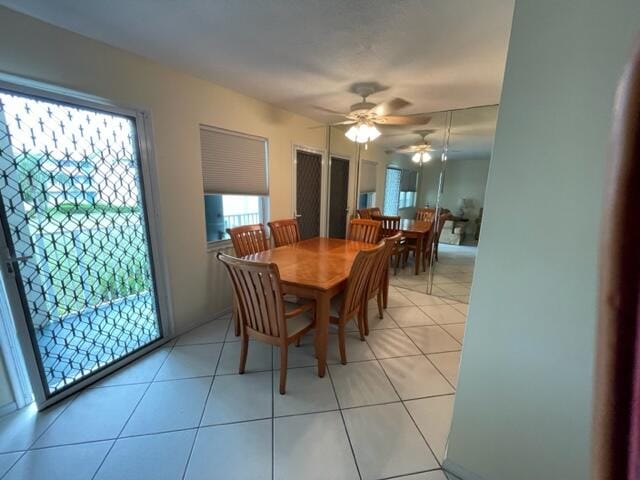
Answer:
268, 218, 301, 247
416, 207, 436, 223
217, 253, 315, 394
406, 212, 449, 270
329, 243, 385, 363
372, 214, 405, 274
226, 224, 269, 257
226, 224, 270, 336
370, 207, 381, 217
357, 208, 372, 219
347, 218, 381, 244
361, 233, 402, 335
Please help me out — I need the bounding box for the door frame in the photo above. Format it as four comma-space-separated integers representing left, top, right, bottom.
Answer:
0, 72, 174, 409
327, 154, 352, 237
291, 144, 328, 237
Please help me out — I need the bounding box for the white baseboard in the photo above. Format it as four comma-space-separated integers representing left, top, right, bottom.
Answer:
443, 459, 488, 480
0, 401, 17, 418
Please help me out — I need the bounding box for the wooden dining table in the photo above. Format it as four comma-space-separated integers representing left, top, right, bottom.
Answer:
399, 218, 433, 275
246, 237, 375, 377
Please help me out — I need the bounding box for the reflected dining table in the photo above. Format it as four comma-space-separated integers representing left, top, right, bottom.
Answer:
246, 237, 375, 377
399, 218, 433, 275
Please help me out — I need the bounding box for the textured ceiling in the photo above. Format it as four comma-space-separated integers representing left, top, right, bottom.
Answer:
1, 0, 513, 156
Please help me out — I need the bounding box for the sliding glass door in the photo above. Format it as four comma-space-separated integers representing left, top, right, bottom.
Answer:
0, 85, 166, 406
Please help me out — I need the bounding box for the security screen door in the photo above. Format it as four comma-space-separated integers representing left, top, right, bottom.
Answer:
0, 87, 165, 405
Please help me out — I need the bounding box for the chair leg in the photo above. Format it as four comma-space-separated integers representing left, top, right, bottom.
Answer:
239, 334, 249, 374
338, 322, 347, 364
295, 336, 301, 347
362, 306, 370, 337
377, 291, 384, 319
279, 346, 288, 395
233, 302, 240, 337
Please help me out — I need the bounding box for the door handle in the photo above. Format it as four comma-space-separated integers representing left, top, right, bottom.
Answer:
295, 214, 302, 218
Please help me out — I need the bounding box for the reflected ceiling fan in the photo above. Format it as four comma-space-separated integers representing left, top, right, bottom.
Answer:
387, 130, 441, 165
315, 83, 432, 145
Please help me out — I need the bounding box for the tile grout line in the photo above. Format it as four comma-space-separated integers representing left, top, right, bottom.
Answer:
90, 331, 181, 480
179, 315, 230, 480
325, 360, 363, 480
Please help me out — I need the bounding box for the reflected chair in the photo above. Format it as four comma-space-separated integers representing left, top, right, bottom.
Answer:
416, 207, 436, 223
361, 233, 402, 335
404, 212, 449, 271
226, 224, 270, 336
330, 243, 385, 363
217, 253, 315, 394
347, 218, 381, 244
356, 207, 381, 219
268, 218, 301, 247
372, 214, 406, 274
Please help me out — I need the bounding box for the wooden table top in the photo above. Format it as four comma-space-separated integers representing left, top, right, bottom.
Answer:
246, 237, 375, 291
399, 218, 433, 235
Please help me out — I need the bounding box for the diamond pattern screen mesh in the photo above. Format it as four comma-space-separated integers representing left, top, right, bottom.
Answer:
0, 90, 161, 395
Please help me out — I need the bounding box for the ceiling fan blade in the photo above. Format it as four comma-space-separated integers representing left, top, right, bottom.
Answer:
370, 98, 411, 117
312, 105, 349, 115
330, 120, 356, 126
377, 114, 432, 126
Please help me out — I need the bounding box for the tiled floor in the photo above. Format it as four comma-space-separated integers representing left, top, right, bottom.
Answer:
0, 244, 474, 480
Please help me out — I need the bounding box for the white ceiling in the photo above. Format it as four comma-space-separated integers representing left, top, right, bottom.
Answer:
1, 0, 513, 157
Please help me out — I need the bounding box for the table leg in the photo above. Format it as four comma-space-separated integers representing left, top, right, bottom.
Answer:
314, 291, 330, 377
414, 234, 422, 275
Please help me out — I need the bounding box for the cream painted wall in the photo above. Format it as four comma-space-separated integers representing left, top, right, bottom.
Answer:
419, 158, 490, 224
446, 1, 640, 479
0, 7, 329, 333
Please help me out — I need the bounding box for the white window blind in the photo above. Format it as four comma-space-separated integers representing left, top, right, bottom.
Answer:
200, 125, 268, 195
400, 169, 418, 192
359, 160, 378, 192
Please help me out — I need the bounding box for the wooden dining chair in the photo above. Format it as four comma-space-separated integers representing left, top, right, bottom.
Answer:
226, 224, 270, 336
268, 218, 301, 247
433, 211, 452, 261
357, 208, 372, 219
361, 233, 402, 335
217, 253, 315, 394
372, 214, 405, 274
226, 224, 269, 257
330, 242, 385, 363
370, 207, 381, 217
404, 213, 448, 271
348, 218, 381, 244
416, 207, 436, 223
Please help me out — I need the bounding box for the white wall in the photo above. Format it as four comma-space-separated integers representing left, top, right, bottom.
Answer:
0, 354, 14, 411
446, 1, 640, 480
419, 157, 490, 224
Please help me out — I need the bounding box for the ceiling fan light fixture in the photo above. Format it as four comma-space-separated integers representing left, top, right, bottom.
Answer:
412, 151, 432, 164
345, 122, 381, 143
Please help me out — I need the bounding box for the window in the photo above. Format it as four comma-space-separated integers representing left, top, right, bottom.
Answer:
358, 192, 376, 209
384, 167, 418, 214
199, 125, 269, 243
383, 168, 402, 215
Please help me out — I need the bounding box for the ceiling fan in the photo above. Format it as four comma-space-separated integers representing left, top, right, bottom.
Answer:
316, 83, 432, 144
387, 130, 441, 165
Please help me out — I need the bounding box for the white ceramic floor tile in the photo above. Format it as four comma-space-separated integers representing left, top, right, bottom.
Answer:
176, 318, 230, 346
273, 343, 317, 369
442, 324, 465, 343
34, 384, 147, 447
155, 344, 222, 381
185, 419, 271, 480
274, 411, 359, 480
398, 289, 448, 306
365, 329, 421, 358
96, 347, 171, 387
403, 326, 461, 354
428, 351, 461, 386
0, 401, 70, 453
329, 360, 399, 408
273, 367, 338, 416
343, 403, 438, 480
0, 452, 22, 477
4, 441, 112, 480
450, 303, 469, 316
326, 332, 376, 364
217, 341, 272, 375
366, 307, 400, 330
437, 284, 471, 296
386, 289, 414, 307
95, 429, 195, 480
121, 377, 211, 436
379, 356, 454, 400
419, 305, 466, 325
393, 471, 449, 480
201, 371, 272, 426
405, 395, 455, 461
387, 306, 436, 327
